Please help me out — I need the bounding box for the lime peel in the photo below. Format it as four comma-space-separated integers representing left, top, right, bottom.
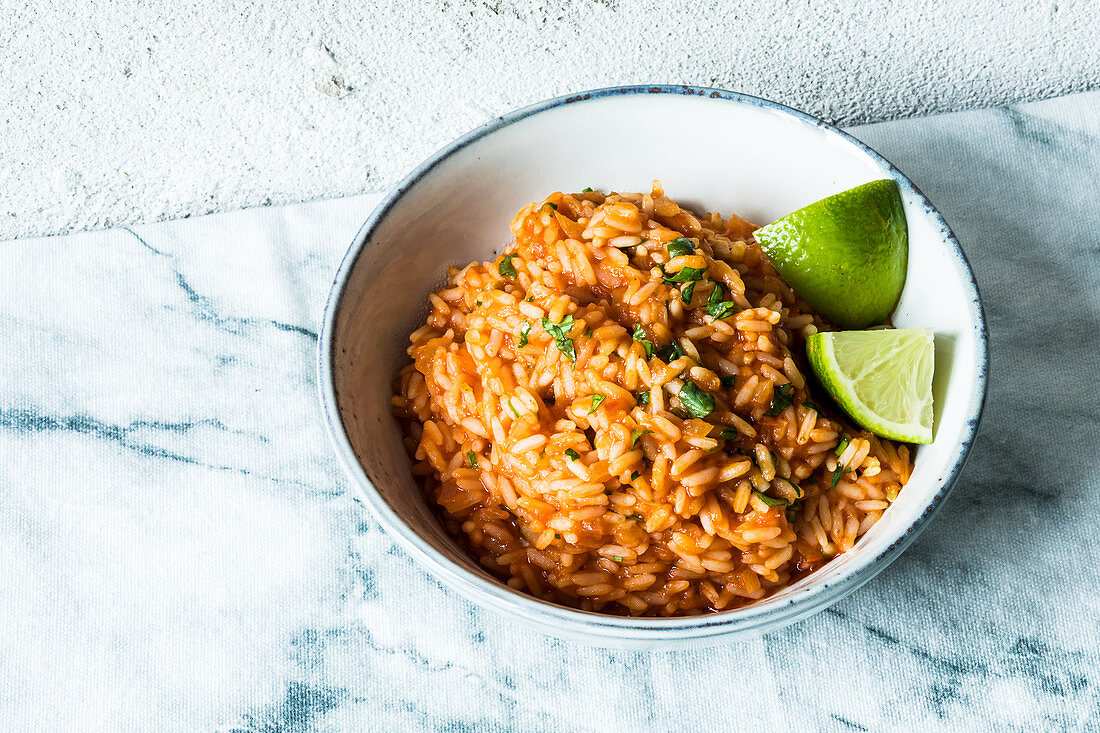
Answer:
755, 179, 908, 329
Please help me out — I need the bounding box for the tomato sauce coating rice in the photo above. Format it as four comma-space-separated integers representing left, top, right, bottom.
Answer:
391, 183, 913, 616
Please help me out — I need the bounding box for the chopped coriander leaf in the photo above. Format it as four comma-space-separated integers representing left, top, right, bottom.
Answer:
764, 383, 795, 417
834, 436, 851, 457
707, 300, 739, 319
498, 253, 519, 278
637, 390, 650, 406
541, 202, 558, 211
678, 382, 716, 419
630, 429, 652, 448
657, 341, 685, 363
632, 324, 655, 359
786, 500, 803, 522
541, 315, 577, 363
564, 448, 580, 460
630, 471, 641, 481
705, 281, 738, 319
719, 427, 739, 440
803, 399, 820, 412
681, 280, 695, 304
664, 266, 706, 284
475, 300, 482, 307
466, 451, 478, 468
508, 399, 520, 418
517, 322, 531, 348
665, 237, 696, 259
583, 327, 593, 337
612, 556, 624, 562
628, 514, 643, 521
581, 187, 594, 193
753, 490, 788, 507
720, 375, 737, 388
554, 532, 561, 539
525, 295, 534, 302
587, 394, 606, 414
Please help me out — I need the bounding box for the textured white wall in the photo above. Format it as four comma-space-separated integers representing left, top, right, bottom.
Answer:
2, 0, 1096, 240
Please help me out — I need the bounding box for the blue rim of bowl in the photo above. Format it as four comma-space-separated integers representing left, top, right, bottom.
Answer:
318, 84, 989, 641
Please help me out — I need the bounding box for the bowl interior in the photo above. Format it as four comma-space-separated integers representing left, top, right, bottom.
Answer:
327, 90, 983, 632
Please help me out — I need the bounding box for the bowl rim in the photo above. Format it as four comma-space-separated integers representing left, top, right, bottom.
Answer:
317, 84, 989, 640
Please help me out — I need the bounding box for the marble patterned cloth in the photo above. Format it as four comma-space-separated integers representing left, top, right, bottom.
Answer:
1, 92, 1098, 731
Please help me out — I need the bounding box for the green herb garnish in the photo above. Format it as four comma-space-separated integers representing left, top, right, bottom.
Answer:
719, 427, 739, 440
678, 382, 715, 419
664, 266, 706, 284
630, 429, 652, 448
829, 468, 849, 491
707, 301, 738, 319
804, 399, 820, 412
508, 400, 520, 418
753, 490, 787, 507
681, 281, 696, 304
632, 324, 655, 359
612, 556, 624, 562
541, 315, 576, 363
583, 327, 593, 337
665, 237, 696, 259
764, 383, 795, 417
541, 202, 558, 211
466, 451, 478, 468
637, 390, 650, 406
657, 341, 685, 363
564, 448, 580, 460
630, 471, 641, 481
517, 322, 531, 348
581, 187, 594, 193
705, 281, 738, 319
628, 514, 643, 522
834, 436, 851, 457
498, 254, 519, 278
786, 500, 803, 522
720, 375, 737, 388
588, 394, 606, 414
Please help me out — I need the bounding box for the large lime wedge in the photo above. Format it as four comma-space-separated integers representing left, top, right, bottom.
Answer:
755, 179, 908, 329
806, 328, 934, 444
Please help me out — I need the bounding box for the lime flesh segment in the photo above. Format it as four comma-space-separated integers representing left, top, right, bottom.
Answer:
755, 179, 908, 329
806, 329, 934, 444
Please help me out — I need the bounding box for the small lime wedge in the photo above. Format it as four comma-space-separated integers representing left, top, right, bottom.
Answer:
755, 179, 907, 329
806, 328, 934, 444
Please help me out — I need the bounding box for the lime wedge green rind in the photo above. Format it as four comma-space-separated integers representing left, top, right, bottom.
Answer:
806, 328, 935, 444
755, 179, 908, 330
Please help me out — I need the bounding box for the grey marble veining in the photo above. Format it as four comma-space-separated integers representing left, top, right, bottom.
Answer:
1, 92, 1098, 731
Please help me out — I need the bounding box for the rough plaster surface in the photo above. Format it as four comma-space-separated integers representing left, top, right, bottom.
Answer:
2, 0, 1097, 240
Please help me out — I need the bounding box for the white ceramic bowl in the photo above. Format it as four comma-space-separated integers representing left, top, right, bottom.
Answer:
318, 86, 988, 649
